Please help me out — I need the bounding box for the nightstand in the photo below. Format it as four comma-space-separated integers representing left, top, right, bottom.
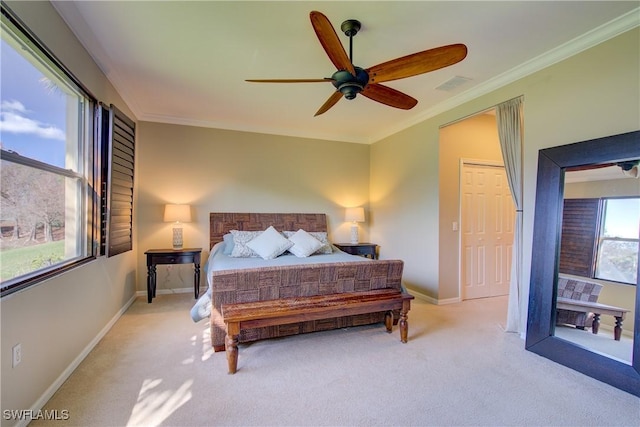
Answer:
144, 248, 202, 303
334, 243, 378, 259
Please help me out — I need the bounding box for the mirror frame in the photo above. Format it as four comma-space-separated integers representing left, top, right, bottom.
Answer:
525, 130, 640, 397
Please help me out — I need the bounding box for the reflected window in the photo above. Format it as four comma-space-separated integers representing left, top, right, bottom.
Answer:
595, 198, 639, 284
560, 196, 639, 285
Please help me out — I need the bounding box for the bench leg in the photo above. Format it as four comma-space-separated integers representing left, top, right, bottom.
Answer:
384, 311, 393, 333
399, 300, 410, 343
591, 313, 600, 335
225, 323, 240, 374
614, 316, 623, 341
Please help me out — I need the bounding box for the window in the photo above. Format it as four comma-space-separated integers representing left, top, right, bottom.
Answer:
559, 197, 639, 285
0, 5, 97, 296
594, 198, 639, 284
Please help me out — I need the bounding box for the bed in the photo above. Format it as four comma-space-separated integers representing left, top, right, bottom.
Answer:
191, 212, 405, 352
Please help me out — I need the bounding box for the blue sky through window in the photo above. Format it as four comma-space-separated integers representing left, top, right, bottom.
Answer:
603, 198, 640, 239
1, 39, 67, 167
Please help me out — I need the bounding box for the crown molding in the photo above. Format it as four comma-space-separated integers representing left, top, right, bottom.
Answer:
138, 113, 368, 144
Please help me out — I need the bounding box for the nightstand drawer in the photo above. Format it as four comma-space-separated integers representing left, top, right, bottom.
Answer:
149, 254, 196, 265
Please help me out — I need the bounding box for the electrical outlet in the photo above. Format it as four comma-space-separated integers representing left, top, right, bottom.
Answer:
12, 343, 22, 367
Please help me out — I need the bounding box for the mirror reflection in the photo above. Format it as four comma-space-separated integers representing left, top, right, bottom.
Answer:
555, 161, 639, 365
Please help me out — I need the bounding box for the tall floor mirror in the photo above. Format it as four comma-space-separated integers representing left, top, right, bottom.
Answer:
526, 130, 640, 397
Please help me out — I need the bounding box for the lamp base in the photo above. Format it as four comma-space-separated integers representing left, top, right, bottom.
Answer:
350, 224, 359, 244
172, 227, 183, 249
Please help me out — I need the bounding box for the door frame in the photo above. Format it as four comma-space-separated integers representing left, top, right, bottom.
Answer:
458, 158, 508, 300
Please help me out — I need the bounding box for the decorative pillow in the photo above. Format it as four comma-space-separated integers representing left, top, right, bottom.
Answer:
287, 229, 323, 257
246, 226, 293, 260
222, 233, 235, 255
283, 231, 332, 254
230, 230, 262, 257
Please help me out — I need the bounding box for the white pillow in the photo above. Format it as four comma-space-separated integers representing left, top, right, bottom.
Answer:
283, 231, 332, 254
230, 230, 262, 257
246, 226, 293, 260
287, 229, 323, 257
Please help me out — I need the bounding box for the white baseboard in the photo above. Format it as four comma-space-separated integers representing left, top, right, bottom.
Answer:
436, 296, 463, 305
135, 287, 194, 297
20, 293, 137, 427
405, 288, 461, 305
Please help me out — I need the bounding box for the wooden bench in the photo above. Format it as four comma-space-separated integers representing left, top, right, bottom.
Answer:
221, 289, 414, 374
556, 297, 630, 341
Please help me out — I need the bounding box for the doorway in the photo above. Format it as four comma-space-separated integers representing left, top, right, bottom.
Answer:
460, 161, 514, 300
438, 108, 516, 305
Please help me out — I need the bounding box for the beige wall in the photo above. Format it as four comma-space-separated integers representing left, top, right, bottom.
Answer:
1, 2, 138, 424
135, 123, 370, 293
371, 27, 640, 334
438, 113, 503, 301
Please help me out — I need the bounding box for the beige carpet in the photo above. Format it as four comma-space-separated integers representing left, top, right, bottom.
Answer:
31, 294, 639, 427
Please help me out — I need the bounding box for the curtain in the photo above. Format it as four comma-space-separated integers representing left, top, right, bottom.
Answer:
496, 97, 524, 333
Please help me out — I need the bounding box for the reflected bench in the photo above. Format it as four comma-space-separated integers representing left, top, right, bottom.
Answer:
556, 297, 630, 341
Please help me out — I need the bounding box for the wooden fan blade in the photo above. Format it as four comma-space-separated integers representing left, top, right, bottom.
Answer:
314, 91, 343, 116
246, 78, 334, 83
361, 83, 418, 110
310, 11, 356, 76
367, 44, 468, 83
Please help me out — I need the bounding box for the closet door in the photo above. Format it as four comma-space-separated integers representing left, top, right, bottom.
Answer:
461, 163, 514, 299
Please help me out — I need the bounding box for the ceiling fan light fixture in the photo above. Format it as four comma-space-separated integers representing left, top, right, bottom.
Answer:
331, 67, 369, 99
618, 160, 640, 178
618, 160, 639, 171
338, 82, 363, 99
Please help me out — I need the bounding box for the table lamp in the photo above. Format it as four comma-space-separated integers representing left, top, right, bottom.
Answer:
164, 204, 191, 249
345, 207, 365, 244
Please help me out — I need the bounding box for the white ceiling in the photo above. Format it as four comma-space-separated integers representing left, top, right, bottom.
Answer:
51, 1, 639, 144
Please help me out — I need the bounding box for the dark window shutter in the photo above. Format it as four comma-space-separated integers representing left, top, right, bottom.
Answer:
97, 104, 109, 256
105, 105, 135, 257
559, 198, 601, 276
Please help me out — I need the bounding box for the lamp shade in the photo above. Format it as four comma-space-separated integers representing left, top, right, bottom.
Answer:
164, 204, 191, 223
345, 207, 365, 223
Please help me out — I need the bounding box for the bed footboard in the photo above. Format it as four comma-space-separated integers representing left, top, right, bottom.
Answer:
209, 260, 404, 351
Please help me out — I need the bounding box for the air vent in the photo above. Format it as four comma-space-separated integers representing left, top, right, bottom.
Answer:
435, 76, 472, 92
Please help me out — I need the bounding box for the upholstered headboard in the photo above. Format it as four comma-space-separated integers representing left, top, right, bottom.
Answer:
209, 213, 327, 249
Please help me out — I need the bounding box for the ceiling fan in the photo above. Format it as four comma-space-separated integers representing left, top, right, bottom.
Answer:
247, 11, 468, 116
